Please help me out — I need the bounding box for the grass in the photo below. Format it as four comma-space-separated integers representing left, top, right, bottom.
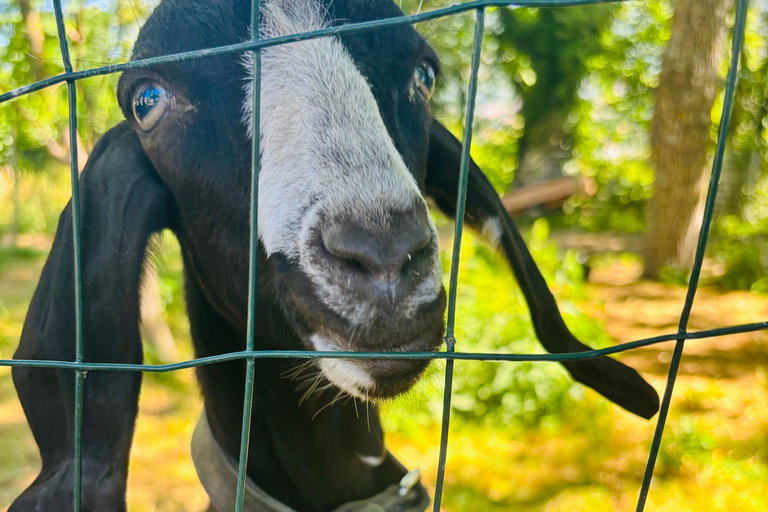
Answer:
1, 237, 767, 511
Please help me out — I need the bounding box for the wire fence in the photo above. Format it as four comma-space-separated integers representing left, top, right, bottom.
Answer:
0, 0, 762, 511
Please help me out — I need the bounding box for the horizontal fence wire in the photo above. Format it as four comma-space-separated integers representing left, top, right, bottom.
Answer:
3, 321, 767, 371
0, 0, 759, 511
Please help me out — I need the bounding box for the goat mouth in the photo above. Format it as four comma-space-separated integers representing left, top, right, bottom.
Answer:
363, 359, 431, 399
310, 334, 437, 401
316, 357, 429, 401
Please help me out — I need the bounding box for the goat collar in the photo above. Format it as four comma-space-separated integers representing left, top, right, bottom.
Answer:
191, 412, 431, 512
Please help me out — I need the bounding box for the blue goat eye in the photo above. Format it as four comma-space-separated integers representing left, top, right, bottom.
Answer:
132, 84, 172, 131
413, 63, 436, 100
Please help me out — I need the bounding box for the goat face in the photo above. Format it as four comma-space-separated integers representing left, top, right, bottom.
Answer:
117, 0, 446, 400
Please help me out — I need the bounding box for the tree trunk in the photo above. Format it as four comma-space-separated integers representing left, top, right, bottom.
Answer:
18, 0, 47, 81
643, 0, 732, 279
515, 111, 571, 187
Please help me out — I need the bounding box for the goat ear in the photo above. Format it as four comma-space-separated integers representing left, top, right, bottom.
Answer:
11, 122, 170, 511
424, 119, 660, 420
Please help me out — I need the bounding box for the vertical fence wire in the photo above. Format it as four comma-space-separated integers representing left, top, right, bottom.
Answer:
51, 1, 85, 510
634, 1, 749, 509
432, 8, 485, 511
234, 0, 263, 510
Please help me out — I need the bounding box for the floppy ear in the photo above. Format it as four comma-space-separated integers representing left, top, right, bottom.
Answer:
425, 119, 659, 420
11, 122, 170, 511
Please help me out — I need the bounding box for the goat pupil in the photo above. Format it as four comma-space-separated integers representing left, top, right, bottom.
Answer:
135, 88, 162, 118
414, 63, 435, 99
132, 85, 171, 131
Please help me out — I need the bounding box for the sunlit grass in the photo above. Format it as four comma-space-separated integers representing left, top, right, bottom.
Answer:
386, 369, 768, 511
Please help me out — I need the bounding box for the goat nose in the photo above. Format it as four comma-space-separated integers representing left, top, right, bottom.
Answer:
323, 218, 433, 283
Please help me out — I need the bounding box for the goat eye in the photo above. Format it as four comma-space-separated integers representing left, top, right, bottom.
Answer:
413, 63, 436, 100
132, 84, 172, 131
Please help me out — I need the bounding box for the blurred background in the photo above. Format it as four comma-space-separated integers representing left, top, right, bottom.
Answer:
2, 0, 768, 510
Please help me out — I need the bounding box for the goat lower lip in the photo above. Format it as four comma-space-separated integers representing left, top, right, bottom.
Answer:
364, 359, 428, 383
363, 360, 427, 399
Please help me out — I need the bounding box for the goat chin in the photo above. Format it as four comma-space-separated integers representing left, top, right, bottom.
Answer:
317, 358, 376, 401
310, 334, 428, 401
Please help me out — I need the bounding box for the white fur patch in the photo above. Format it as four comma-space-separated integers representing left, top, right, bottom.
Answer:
243, 0, 423, 259
242, 0, 441, 327
481, 217, 503, 248
357, 453, 386, 467
311, 334, 375, 400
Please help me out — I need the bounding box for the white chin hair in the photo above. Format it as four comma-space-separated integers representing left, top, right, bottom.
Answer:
311, 334, 375, 400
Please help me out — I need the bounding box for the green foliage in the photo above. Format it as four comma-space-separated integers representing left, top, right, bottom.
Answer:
657, 264, 691, 286
564, 0, 672, 232
492, 4, 615, 165
0, 163, 72, 237
0, 0, 148, 197
710, 215, 768, 292
408, 0, 768, 270
408, 2, 616, 192
713, 238, 767, 291
402, 1, 670, 228
0, 245, 45, 274
153, 232, 189, 324
386, 219, 615, 431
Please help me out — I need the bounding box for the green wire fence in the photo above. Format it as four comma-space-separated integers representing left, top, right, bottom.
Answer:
0, 0, 761, 511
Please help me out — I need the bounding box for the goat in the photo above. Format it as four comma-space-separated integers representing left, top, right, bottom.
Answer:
10, 0, 660, 511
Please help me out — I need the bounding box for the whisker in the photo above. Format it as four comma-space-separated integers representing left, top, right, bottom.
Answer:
299, 373, 323, 406
312, 390, 348, 421
365, 391, 370, 433
295, 370, 322, 392
281, 360, 315, 381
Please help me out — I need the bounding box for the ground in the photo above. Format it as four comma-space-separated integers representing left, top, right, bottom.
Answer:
0, 245, 766, 511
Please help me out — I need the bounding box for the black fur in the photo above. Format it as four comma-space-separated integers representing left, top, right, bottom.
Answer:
11, 1, 659, 511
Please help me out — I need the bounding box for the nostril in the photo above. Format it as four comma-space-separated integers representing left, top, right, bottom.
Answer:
397, 229, 432, 269
341, 256, 371, 275
399, 239, 433, 277
323, 226, 382, 276
321, 218, 435, 283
